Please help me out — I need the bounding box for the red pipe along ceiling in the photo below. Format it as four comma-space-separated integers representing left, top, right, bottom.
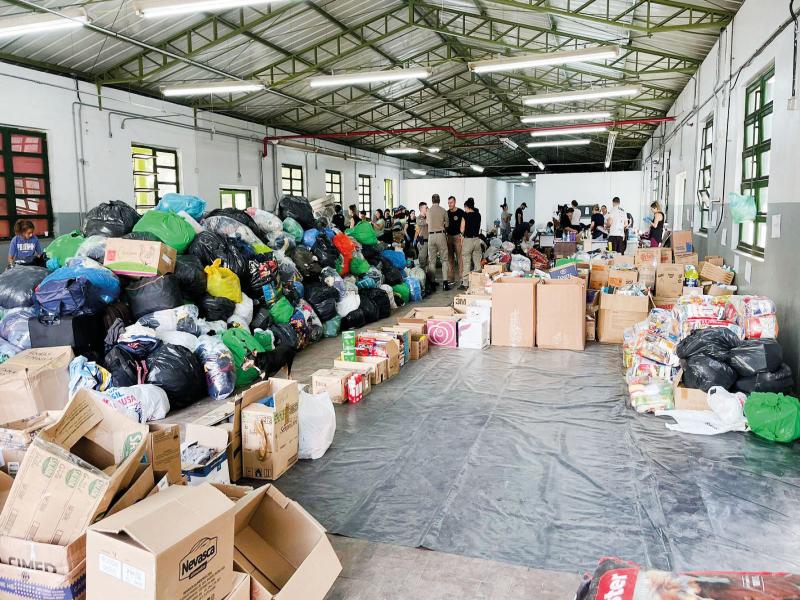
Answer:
262, 117, 675, 156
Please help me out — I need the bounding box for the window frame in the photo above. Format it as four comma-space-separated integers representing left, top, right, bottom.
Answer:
325, 170, 342, 205
219, 187, 252, 210
281, 164, 304, 197
738, 67, 773, 258
383, 178, 394, 210
358, 174, 372, 214
0, 126, 54, 240
132, 144, 179, 212
697, 118, 713, 233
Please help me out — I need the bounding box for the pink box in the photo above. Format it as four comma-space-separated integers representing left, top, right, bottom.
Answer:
426, 317, 460, 348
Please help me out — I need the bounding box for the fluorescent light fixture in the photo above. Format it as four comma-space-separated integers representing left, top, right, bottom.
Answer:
135, 0, 278, 18
523, 85, 641, 106
470, 165, 485, 173
0, 7, 88, 38
385, 147, 419, 155
409, 169, 428, 176
538, 161, 546, 171
527, 139, 592, 148
605, 131, 618, 168
521, 111, 612, 124
518, 182, 531, 187
161, 80, 265, 97
427, 147, 441, 153
527, 157, 546, 170
530, 125, 608, 138
309, 68, 431, 89
469, 45, 621, 74
500, 137, 519, 150
520, 172, 530, 177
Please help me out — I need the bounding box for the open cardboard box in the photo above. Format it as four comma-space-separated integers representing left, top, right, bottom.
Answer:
0, 410, 61, 477
181, 424, 231, 486
397, 307, 456, 334
355, 333, 400, 376
233, 485, 341, 600
672, 370, 710, 411
0, 346, 74, 422
332, 359, 380, 385
144, 423, 181, 485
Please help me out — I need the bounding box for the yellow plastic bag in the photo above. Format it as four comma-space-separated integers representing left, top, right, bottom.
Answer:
204, 258, 242, 303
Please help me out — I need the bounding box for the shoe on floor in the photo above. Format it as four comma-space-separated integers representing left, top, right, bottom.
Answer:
443, 282, 453, 291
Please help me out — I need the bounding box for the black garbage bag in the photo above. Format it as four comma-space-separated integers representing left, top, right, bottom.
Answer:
125, 274, 182, 320
360, 287, 390, 320
104, 346, 140, 388
736, 363, 795, 394
382, 264, 404, 286
200, 294, 236, 321
277, 196, 315, 230
304, 281, 339, 321
676, 328, 741, 362
358, 292, 380, 324
311, 236, 338, 269
146, 343, 206, 409
728, 340, 784, 377
282, 281, 303, 306
270, 323, 299, 350
251, 306, 272, 331
188, 230, 247, 279
122, 231, 160, 242
83, 200, 140, 238
174, 255, 207, 301
361, 244, 382, 267
204, 208, 262, 238
291, 247, 322, 280
681, 355, 738, 392
247, 254, 278, 294
341, 307, 366, 330
0, 265, 47, 309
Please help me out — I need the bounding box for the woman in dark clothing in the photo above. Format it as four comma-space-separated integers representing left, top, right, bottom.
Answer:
589, 204, 606, 239
348, 204, 360, 228
332, 204, 346, 230
648, 201, 665, 247
404, 210, 417, 256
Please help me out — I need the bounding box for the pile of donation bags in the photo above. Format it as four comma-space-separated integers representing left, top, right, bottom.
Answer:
0, 193, 431, 420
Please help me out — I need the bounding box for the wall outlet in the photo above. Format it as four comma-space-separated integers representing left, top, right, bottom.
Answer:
789, 97, 800, 111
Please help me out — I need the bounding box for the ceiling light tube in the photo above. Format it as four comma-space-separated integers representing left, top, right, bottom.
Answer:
520, 172, 530, 177
521, 111, 612, 124
518, 182, 531, 187
161, 80, 265, 97
527, 139, 592, 148
135, 0, 278, 18
427, 147, 441, 153
409, 169, 428, 176
0, 7, 88, 38
530, 125, 608, 137
470, 165, 485, 173
385, 148, 419, 155
469, 45, 621, 74
528, 157, 546, 170
499, 137, 519, 150
523, 85, 641, 106
309, 68, 431, 89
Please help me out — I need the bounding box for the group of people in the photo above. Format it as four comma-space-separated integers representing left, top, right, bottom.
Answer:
500, 201, 535, 244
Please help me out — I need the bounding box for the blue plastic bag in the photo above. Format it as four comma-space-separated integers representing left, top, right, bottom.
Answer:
324, 228, 335, 241
302, 229, 319, 248
405, 276, 422, 302
156, 193, 207, 220
381, 249, 407, 269
39, 257, 120, 304
728, 192, 757, 224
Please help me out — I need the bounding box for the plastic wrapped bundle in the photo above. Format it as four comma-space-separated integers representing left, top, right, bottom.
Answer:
341, 307, 366, 330
404, 277, 422, 302
743, 392, 800, 442
392, 282, 410, 305
221, 328, 266, 387
311, 236, 338, 269
510, 255, 531, 273
380, 284, 397, 310
336, 290, 360, 317
681, 355, 737, 392
145, 343, 206, 408
158, 330, 198, 351
203, 215, 264, 246
348, 221, 377, 246
246, 208, 283, 235
195, 334, 236, 400
247, 255, 279, 296
46, 231, 85, 268
304, 281, 339, 322
490, 238, 502, 248
126, 274, 182, 320
743, 314, 779, 339
278, 196, 316, 230
360, 287, 391, 320
116, 324, 162, 358
132, 210, 196, 253
178, 211, 203, 234
0, 266, 47, 309
83, 200, 140, 238
205, 207, 261, 234
358, 293, 379, 324
155, 193, 206, 219
626, 356, 679, 385
275, 256, 302, 286
501, 241, 515, 252
90, 385, 170, 422
380, 249, 406, 269
269, 296, 294, 325
270, 322, 299, 350
628, 379, 674, 413
673, 295, 743, 340
381, 263, 404, 286
321, 267, 346, 300
40, 257, 120, 305
302, 229, 319, 248
646, 308, 679, 340
196, 318, 227, 336
137, 304, 200, 335
322, 316, 342, 338
730, 295, 777, 318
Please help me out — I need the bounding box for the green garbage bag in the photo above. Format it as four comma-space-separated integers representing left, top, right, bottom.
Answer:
282, 217, 303, 244
350, 256, 370, 276
46, 230, 85, 268
269, 296, 294, 324
132, 210, 196, 253
253, 329, 275, 351
744, 392, 800, 443
347, 221, 377, 246
392, 282, 410, 304
322, 316, 341, 338
252, 243, 272, 255
221, 328, 266, 388
728, 192, 757, 224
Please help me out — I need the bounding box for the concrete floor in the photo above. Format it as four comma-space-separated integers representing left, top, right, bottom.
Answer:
171, 289, 584, 599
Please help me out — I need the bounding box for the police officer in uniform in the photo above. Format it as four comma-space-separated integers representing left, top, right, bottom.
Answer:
426, 194, 451, 290
446, 196, 465, 286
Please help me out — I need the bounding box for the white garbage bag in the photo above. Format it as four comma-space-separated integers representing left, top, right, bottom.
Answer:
158, 329, 198, 351
227, 293, 254, 329
90, 384, 170, 422
510, 255, 531, 273
298, 384, 336, 460
656, 386, 747, 435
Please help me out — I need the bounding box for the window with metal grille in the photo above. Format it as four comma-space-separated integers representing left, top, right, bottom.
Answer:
220, 188, 252, 210
132, 144, 179, 212
325, 170, 342, 205
0, 127, 53, 240
281, 164, 304, 197
384, 178, 394, 210
697, 118, 713, 233
738, 68, 774, 257
358, 174, 371, 214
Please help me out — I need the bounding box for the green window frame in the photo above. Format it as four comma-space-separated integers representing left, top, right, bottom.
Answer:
738, 67, 774, 257
281, 164, 304, 197
325, 170, 342, 205
698, 118, 713, 233
132, 144, 179, 213
358, 174, 372, 214
220, 188, 252, 210
383, 178, 394, 210
0, 126, 53, 240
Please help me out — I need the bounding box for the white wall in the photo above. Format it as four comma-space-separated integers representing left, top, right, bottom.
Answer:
533, 171, 643, 229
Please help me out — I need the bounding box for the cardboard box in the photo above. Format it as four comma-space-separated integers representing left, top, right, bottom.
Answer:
103, 238, 176, 277
311, 369, 350, 405
637, 266, 656, 290
707, 284, 736, 297
408, 333, 428, 360
0, 347, 74, 422
700, 262, 735, 285
671, 230, 694, 256
612, 254, 634, 266
0, 390, 148, 545
355, 334, 401, 376
536, 278, 586, 351
482, 264, 506, 277
655, 264, 685, 298
87, 483, 235, 600
672, 371, 710, 410
332, 359, 380, 385
608, 268, 638, 288
585, 317, 596, 342
226, 572, 250, 600
705, 255, 724, 266
0, 547, 85, 599
232, 486, 341, 600
377, 327, 410, 367
589, 263, 610, 290
673, 252, 699, 266
457, 318, 490, 350
634, 248, 660, 268
453, 293, 492, 314
241, 379, 299, 481
193, 393, 256, 484
549, 264, 578, 280
0, 534, 85, 577
337, 355, 389, 383
106, 464, 155, 517
397, 307, 456, 334
653, 297, 679, 310
491, 277, 537, 348
426, 316, 461, 348
659, 248, 673, 263
467, 272, 488, 293
144, 424, 181, 485
682, 286, 703, 296
181, 424, 231, 487
0, 411, 60, 477
597, 293, 651, 344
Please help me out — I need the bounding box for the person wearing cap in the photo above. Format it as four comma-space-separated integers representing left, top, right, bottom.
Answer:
606, 196, 627, 253
459, 198, 482, 289
446, 196, 465, 287
426, 194, 451, 290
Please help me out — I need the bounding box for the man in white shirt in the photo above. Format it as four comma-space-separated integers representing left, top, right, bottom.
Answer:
606, 196, 627, 253
570, 200, 582, 227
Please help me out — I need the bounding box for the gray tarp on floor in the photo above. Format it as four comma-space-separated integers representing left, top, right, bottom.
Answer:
276, 344, 800, 572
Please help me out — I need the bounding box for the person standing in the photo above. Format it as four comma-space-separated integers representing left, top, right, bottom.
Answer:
570, 200, 582, 229
459, 198, 482, 290
500, 202, 512, 242
446, 196, 464, 286
606, 197, 627, 253
372, 209, 386, 238
404, 209, 416, 257
416, 202, 429, 269
348, 204, 360, 228
512, 202, 528, 243
332, 204, 346, 230
426, 195, 451, 290
648, 201, 665, 248
589, 204, 606, 239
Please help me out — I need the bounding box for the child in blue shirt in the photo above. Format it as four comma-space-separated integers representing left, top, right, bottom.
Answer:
8, 219, 43, 266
